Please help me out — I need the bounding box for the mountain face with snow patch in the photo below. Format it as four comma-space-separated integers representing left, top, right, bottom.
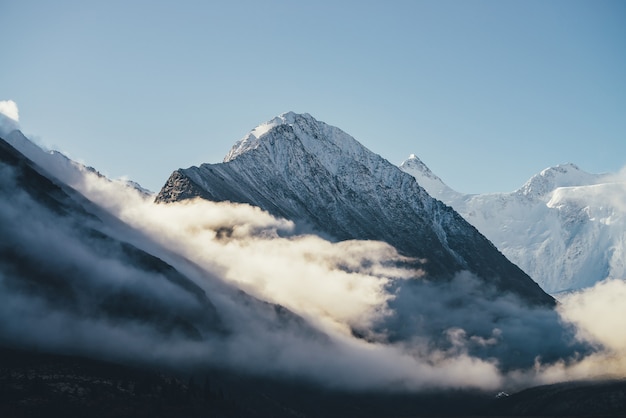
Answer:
156, 112, 552, 307
401, 155, 626, 294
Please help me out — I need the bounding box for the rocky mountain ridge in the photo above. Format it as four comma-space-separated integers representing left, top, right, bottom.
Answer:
157, 112, 553, 307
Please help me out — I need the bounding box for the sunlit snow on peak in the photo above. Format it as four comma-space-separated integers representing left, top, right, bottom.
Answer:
224, 112, 309, 162
519, 163, 602, 199
224, 112, 359, 164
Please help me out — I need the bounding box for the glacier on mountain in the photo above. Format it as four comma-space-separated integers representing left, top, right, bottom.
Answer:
401, 155, 626, 294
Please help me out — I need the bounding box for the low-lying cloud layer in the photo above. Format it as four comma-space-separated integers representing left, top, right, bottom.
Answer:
1, 123, 625, 393
71, 166, 625, 390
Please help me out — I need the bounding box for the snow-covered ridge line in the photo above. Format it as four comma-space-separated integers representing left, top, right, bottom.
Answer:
518, 163, 604, 199
2, 129, 152, 196
401, 154, 626, 294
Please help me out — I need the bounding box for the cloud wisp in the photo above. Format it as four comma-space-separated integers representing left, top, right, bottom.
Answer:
0, 100, 19, 137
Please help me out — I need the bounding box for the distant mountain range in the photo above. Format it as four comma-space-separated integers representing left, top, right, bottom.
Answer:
401, 154, 626, 294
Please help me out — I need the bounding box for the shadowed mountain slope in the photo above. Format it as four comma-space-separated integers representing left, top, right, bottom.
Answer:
0, 136, 223, 346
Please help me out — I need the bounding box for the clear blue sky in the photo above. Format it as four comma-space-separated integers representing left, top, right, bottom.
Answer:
2, 0, 625, 193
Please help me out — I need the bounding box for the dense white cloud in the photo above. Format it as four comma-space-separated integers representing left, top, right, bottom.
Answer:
560, 279, 626, 354
0, 100, 20, 136
507, 279, 626, 387
0, 100, 18, 122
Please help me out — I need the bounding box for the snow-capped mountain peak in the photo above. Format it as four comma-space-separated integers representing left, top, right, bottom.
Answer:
400, 154, 437, 178
223, 112, 369, 172
518, 163, 602, 200
399, 154, 463, 203
224, 112, 330, 162
157, 112, 553, 307
224, 112, 298, 162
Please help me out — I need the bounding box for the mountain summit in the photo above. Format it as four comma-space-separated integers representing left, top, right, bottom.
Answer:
156, 112, 552, 306
399, 154, 463, 203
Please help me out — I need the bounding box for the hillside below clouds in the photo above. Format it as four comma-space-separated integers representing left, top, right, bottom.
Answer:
401, 155, 626, 294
